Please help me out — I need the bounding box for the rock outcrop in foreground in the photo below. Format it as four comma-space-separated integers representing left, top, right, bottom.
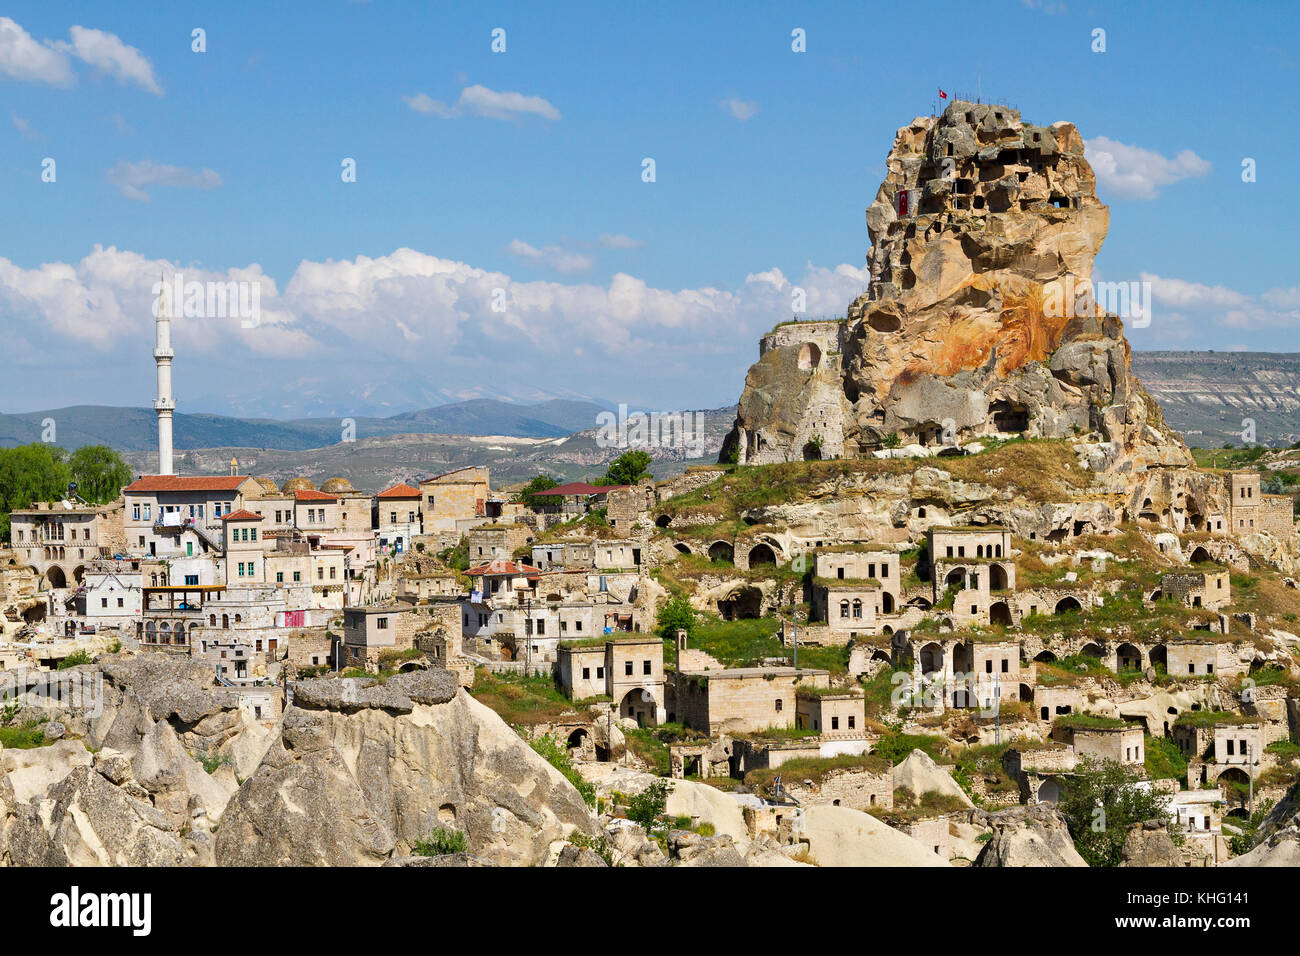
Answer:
723, 100, 1189, 474
0, 657, 598, 866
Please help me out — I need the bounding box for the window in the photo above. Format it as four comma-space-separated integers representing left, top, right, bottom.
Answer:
596, 667, 604, 679
775, 699, 783, 712
117, 598, 123, 608
848, 715, 855, 729
625, 661, 633, 676
101, 598, 108, 608
839, 600, 849, 619
276, 572, 284, 583
293, 571, 301, 582
582, 667, 590, 679
643, 660, 651, 675
831, 716, 839, 730
377, 617, 389, 629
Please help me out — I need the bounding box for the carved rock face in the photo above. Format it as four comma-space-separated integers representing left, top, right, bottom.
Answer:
723, 101, 1190, 473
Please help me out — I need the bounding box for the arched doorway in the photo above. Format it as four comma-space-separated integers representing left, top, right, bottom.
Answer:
989, 563, 1009, 591
1037, 779, 1062, 804
1189, 546, 1211, 564
990, 601, 1012, 627
1080, 642, 1104, 660
748, 543, 776, 566
1149, 644, 1167, 670
1116, 643, 1142, 672
945, 567, 967, 590
655, 514, 671, 528
1034, 650, 1057, 664
1216, 767, 1251, 808
1054, 596, 1082, 614
796, 342, 821, 370
673, 543, 691, 554
46, 565, 66, 589
919, 642, 944, 676
707, 541, 734, 563
72, 565, 85, 584
718, 586, 762, 620
567, 728, 591, 752
619, 689, 658, 728
881, 592, 895, 614
802, 442, 822, 461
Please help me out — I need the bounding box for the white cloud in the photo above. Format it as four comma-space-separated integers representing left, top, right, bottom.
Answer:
404, 84, 560, 121
107, 160, 223, 202
595, 234, 645, 250
106, 112, 134, 136
52, 25, 162, 95
719, 97, 758, 121
11, 111, 42, 141
0, 16, 73, 86
0, 244, 872, 411
1085, 136, 1211, 200
1140, 272, 1299, 333
505, 239, 595, 275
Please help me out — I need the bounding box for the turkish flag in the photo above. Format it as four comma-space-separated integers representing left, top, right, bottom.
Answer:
939, 88, 947, 99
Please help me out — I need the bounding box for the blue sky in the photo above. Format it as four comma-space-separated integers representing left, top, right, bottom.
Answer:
2, 0, 1297, 419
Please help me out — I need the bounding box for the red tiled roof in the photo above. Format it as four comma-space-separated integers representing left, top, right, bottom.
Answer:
125, 475, 252, 493
221, 509, 264, 522
466, 558, 542, 577
294, 489, 337, 501
531, 482, 628, 497
377, 482, 422, 499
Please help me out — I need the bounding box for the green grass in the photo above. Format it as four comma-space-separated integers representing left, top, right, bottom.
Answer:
745, 754, 889, 797
1144, 735, 1189, 783
413, 826, 469, 856
675, 614, 849, 674
0, 721, 47, 749
872, 731, 952, 766
1172, 709, 1256, 729
470, 669, 577, 726
526, 731, 597, 808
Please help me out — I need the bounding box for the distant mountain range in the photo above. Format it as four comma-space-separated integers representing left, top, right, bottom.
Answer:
0, 399, 614, 451
1130, 352, 1300, 448
6, 352, 1298, 466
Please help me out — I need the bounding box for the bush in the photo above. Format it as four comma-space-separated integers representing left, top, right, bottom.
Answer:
627, 779, 673, 831
527, 732, 597, 808
656, 597, 695, 638
57, 649, 93, 670
413, 826, 469, 857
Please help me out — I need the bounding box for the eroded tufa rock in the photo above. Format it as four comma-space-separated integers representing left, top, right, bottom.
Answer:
723, 100, 1190, 473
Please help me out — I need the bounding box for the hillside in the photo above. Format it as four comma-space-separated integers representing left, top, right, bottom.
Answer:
119, 408, 733, 489
0, 398, 611, 451
1130, 352, 1300, 448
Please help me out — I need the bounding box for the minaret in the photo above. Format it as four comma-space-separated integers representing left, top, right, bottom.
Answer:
154, 274, 175, 475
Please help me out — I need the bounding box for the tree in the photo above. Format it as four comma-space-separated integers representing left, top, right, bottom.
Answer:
1056, 756, 1179, 867
656, 596, 695, 638
627, 779, 672, 831
517, 474, 559, 508
599, 450, 652, 486
68, 445, 133, 504
0, 443, 73, 542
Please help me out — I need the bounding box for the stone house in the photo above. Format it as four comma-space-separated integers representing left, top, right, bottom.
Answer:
671, 666, 830, 736
556, 636, 665, 724
467, 523, 534, 564
419, 467, 495, 541
9, 499, 124, 590
341, 604, 420, 669
123, 475, 262, 560
1159, 570, 1231, 610
375, 483, 423, 556
1068, 724, 1145, 767
794, 689, 866, 738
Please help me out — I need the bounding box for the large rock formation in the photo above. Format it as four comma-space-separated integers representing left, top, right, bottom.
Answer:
723, 101, 1190, 473
0, 657, 601, 867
